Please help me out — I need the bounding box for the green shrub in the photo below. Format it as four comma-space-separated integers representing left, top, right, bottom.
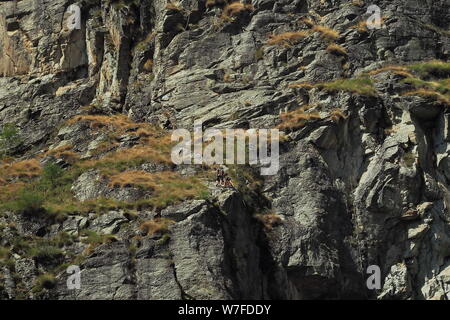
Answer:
80, 229, 116, 246
28, 245, 63, 261
0, 247, 13, 268
39, 162, 64, 189
407, 60, 450, 77
0, 123, 21, 156
32, 273, 56, 293
157, 233, 171, 245
401, 152, 416, 167
53, 232, 76, 247
319, 78, 377, 96
3, 189, 45, 215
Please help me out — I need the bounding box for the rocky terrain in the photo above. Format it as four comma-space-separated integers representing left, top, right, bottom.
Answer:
0, 0, 449, 300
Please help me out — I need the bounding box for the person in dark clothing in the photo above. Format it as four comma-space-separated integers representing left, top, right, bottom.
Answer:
216, 168, 222, 186
224, 175, 234, 188
216, 168, 226, 186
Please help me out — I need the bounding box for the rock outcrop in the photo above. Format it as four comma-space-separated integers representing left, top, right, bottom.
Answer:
0, 0, 450, 300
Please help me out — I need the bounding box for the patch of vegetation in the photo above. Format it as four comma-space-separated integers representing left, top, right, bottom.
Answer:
108, 170, 208, 208
0, 123, 21, 157
366, 61, 450, 105
3, 189, 45, 215
255, 46, 264, 61
1, 114, 211, 218
402, 88, 450, 105
80, 229, 116, 246
266, 31, 310, 47
277, 105, 321, 131
143, 58, 153, 72
254, 212, 283, 231
0, 246, 13, 268
134, 32, 156, 52
221, 2, 254, 21
44, 145, 80, 164
407, 60, 450, 77
401, 77, 450, 105
140, 218, 176, 237
401, 152, 416, 168
166, 1, 183, 12
288, 82, 315, 90
367, 65, 414, 78
300, 17, 315, 28
351, 0, 364, 7
326, 43, 347, 56
206, 0, 233, 9
0, 159, 42, 181
318, 78, 377, 96
423, 24, 450, 37
28, 245, 63, 262
312, 25, 340, 41
330, 108, 347, 122
40, 162, 65, 189
53, 232, 76, 248
157, 233, 171, 245
32, 273, 56, 293
227, 165, 270, 213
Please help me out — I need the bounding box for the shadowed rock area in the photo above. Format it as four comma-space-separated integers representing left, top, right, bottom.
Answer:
0, 0, 450, 300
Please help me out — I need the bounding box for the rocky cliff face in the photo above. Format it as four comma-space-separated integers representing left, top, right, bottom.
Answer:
0, 0, 449, 300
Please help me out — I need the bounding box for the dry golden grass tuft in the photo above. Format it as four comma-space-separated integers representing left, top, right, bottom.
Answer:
277, 106, 321, 131
254, 213, 283, 231
107, 170, 208, 208
66, 114, 165, 142
222, 2, 254, 19
351, 17, 385, 33
330, 108, 347, 122
266, 31, 310, 47
423, 24, 450, 37
166, 1, 182, 11
318, 78, 377, 96
223, 72, 232, 82
384, 127, 397, 135
143, 59, 153, 72
351, 0, 364, 6
326, 43, 348, 56
313, 25, 339, 41
135, 128, 154, 138
206, 0, 228, 8
81, 143, 173, 175
135, 32, 156, 51
0, 159, 42, 180
403, 89, 450, 105
140, 218, 176, 236
300, 17, 315, 28
67, 114, 136, 131
0, 181, 26, 202
108, 170, 159, 189
407, 60, 450, 77
351, 20, 369, 33
287, 82, 315, 90
44, 145, 80, 164
206, 0, 217, 8
367, 66, 410, 76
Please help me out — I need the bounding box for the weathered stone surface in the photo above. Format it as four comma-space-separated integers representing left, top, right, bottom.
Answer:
1, 0, 450, 300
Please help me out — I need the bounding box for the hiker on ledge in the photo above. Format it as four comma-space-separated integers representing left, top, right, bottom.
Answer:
224, 174, 234, 189
216, 168, 225, 187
